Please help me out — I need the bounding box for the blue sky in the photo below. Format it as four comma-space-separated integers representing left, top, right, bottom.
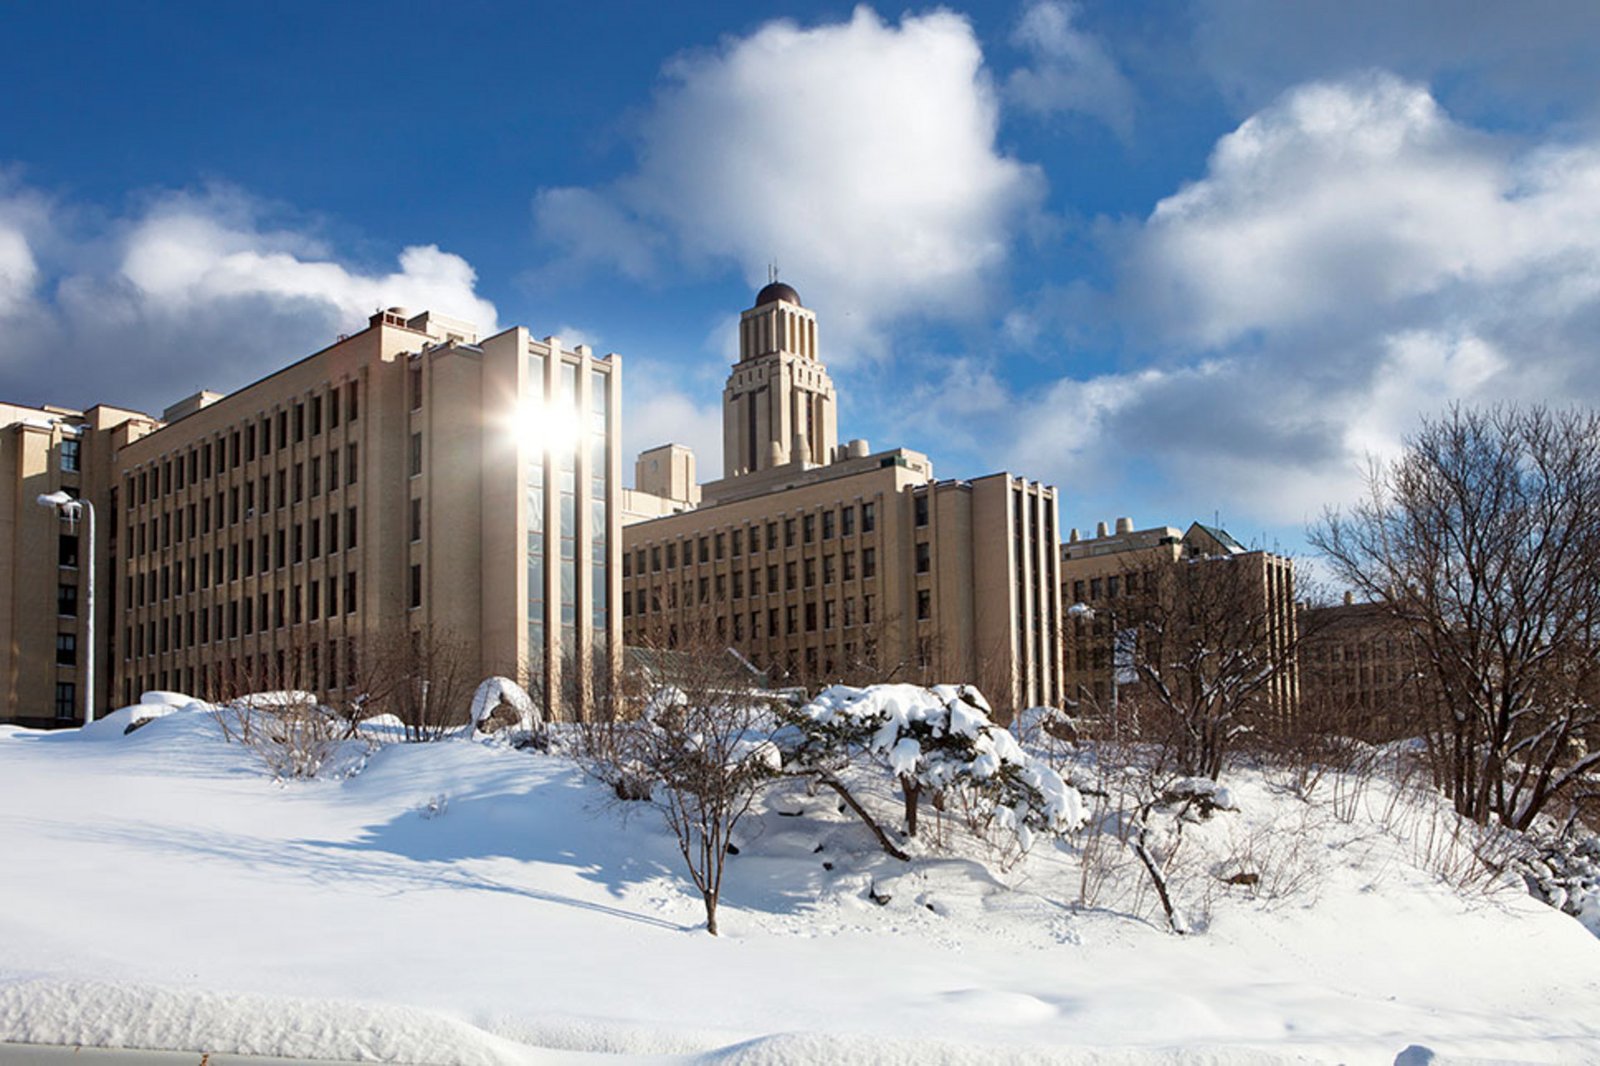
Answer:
4, 1, 1599, 559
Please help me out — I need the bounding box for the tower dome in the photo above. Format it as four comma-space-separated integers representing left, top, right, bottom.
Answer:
754, 281, 801, 308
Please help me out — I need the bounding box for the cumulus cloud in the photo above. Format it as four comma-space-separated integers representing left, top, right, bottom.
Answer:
534, 6, 1044, 359
1005, 0, 1136, 137
0, 182, 498, 414
1000, 74, 1600, 527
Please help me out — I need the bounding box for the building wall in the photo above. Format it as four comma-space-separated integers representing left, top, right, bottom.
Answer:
1299, 598, 1426, 737
0, 308, 623, 726
1, 402, 157, 727
1060, 521, 1298, 719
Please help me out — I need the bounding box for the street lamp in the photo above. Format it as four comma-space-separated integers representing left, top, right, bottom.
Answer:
38, 490, 94, 725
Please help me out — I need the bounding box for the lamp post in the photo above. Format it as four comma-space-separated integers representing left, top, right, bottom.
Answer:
38, 491, 94, 725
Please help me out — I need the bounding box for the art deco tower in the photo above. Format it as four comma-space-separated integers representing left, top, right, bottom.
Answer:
722, 281, 838, 479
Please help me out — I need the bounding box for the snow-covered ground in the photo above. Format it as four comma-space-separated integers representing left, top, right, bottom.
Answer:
1, 701, 1597, 1064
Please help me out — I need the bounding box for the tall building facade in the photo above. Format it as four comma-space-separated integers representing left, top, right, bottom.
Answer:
2, 401, 159, 726
622, 283, 1063, 716
1059, 518, 1298, 719
2, 308, 622, 725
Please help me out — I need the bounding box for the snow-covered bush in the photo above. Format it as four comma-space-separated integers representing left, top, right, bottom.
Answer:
1516, 821, 1600, 936
783, 683, 1085, 856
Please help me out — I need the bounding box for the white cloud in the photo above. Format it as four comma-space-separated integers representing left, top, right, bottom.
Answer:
621, 374, 723, 487
998, 74, 1600, 527
117, 191, 497, 330
535, 6, 1044, 359
0, 182, 499, 414
1005, 0, 1136, 137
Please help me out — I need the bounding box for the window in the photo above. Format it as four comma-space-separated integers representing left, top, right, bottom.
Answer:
804, 558, 815, 586
842, 552, 856, 582
784, 518, 796, 548
59, 534, 79, 569
822, 510, 835, 539
915, 541, 931, 574
802, 514, 815, 543
841, 506, 855, 537
862, 502, 876, 533
862, 547, 876, 579
310, 395, 322, 435
410, 498, 422, 542
914, 494, 929, 527
410, 564, 422, 608
823, 555, 836, 584
57, 584, 77, 617
917, 589, 931, 620
294, 403, 305, 443
347, 443, 359, 484
346, 507, 358, 549
310, 457, 321, 497
347, 380, 360, 420
409, 364, 423, 410
55, 682, 75, 720
60, 438, 80, 472
410, 433, 422, 477
55, 633, 76, 666
345, 571, 357, 613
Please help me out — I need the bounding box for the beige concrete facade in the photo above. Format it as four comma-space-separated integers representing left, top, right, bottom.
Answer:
1, 402, 159, 726
2, 308, 622, 725
1059, 519, 1298, 717
1298, 595, 1426, 738
622, 284, 1063, 717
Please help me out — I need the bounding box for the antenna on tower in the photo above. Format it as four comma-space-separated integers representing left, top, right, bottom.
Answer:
768, 262, 779, 285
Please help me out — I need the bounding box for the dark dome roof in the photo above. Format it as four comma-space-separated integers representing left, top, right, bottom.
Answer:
754, 281, 802, 307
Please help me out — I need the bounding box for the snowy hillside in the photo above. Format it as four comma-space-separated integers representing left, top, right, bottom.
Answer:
1, 700, 1597, 1064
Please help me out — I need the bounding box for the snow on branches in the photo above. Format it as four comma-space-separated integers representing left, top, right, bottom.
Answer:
783, 683, 1086, 853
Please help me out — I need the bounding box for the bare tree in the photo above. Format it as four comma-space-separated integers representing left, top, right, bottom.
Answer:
1104, 552, 1299, 780
593, 627, 780, 935
1312, 405, 1600, 829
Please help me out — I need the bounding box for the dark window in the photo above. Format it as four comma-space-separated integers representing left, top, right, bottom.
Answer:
410, 498, 422, 542
347, 443, 359, 484
409, 364, 423, 411
346, 507, 357, 549
54, 682, 75, 720
345, 571, 357, 613
310, 395, 322, 435
55, 633, 76, 665
803, 514, 815, 543
862, 547, 876, 579
410, 564, 422, 608
914, 494, 929, 527
347, 381, 359, 420
59, 534, 79, 569
60, 438, 80, 472
862, 502, 876, 533
822, 510, 835, 539
915, 541, 930, 574
917, 589, 931, 620
57, 584, 77, 617
410, 433, 422, 477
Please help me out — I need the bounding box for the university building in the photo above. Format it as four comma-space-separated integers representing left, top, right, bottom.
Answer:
1059, 518, 1299, 719
620, 282, 1064, 717
1, 308, 622, 725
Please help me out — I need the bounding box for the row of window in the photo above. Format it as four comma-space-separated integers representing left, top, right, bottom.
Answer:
124, 571, 360, 659
126, 446, 359, 557
629, 593, 879, 637
624, 502, 879, 577
1069, 570, 1151, 603
125, 508, 359, 608
125, 382, 360, 508
627, 548, 879, 606
124, 636, 361, 709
